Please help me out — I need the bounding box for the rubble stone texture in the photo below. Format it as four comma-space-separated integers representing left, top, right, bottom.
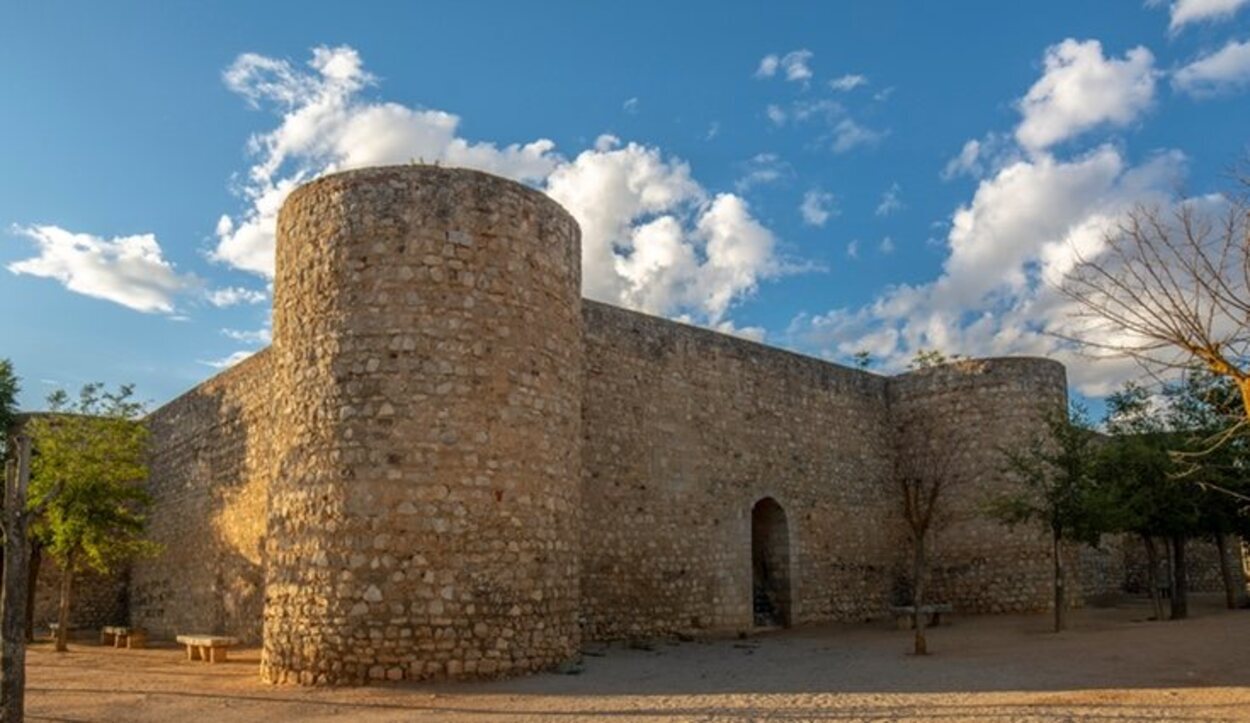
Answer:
262, 167, 583, 685
127, 165, 1245, 685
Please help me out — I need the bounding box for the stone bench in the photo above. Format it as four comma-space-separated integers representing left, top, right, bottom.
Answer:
100, 626, 147, 649
889, 603, 953, 629
176, 635, 238, 663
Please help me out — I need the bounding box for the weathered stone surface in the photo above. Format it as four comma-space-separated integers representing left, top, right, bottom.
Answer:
131, 349, 273, 643
261, 166, 582, 685
125, 165, 1246, 686
580, 302, 898, 636
886, 358, 1068, 614
32, 554, 127, 632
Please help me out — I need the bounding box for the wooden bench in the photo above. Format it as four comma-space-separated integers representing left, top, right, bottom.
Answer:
100, 626, 147, 649
176, 634, 238, 663
889, 603, 953, 630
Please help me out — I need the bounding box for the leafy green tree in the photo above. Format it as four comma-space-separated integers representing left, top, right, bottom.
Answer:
1095, 373, 1249, 619
908, 349, 959, 370
852, 350, 874, 370
0, 359, 19, 460
1162, 371, 1250, 610
1097, 382, 1198, 620
992, 403, 1114, 632
26, 384, 156, 652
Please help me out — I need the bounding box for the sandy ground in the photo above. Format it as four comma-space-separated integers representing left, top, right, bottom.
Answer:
24, 596, 1250, 722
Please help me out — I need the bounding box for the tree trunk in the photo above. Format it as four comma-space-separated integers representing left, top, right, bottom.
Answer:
1215, 533, 1237, 610
1052, 529, 1066, 632
54, 556, 72, 653
1142, 534, 1163, 621
911, 534, 928, 655
1169, 535, 1188, 621
23, 541, 40, 644
2, 436, 32, 723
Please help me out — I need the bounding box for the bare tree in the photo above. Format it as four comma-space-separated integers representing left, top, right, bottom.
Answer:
1058, 169, 1250, 423
893, 408, 968, 655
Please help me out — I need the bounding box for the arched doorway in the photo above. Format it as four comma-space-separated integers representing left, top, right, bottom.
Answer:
751, 497, 792, 628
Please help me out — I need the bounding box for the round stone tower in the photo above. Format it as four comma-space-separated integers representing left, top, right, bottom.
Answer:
262, 166, 583, 685
888, 357, 1068, 614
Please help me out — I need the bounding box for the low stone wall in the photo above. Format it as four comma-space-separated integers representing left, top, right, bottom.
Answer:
1121, 535, 1247, 600
32, 553, 128, 633
1074, 536, 1130, 605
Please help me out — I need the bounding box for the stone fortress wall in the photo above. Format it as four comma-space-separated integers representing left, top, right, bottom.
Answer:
887, 359, 1071, 613
130, 348, 273, 643
261, 167, 583, 685
579, 301, 898, 638
129, 165, 1245, 684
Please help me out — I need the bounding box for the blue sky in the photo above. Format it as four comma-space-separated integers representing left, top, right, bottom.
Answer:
2, 1, 1249, 411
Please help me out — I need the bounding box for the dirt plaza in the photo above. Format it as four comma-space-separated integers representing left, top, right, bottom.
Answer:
25, 596, 1250, 722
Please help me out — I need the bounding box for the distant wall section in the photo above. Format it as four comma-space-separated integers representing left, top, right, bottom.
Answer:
33, 556, 127, 632
130, 349, 274, 643
579, 302, 899, 640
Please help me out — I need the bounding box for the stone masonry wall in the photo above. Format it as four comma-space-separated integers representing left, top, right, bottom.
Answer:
887, 359, 1068, 614
126, 165, 1158, 686
580, 301, 899, 640
130, 349, 273, 643
263, 166, 583, 684
1121, 535, 1248, 599
1074, 536, 1130, 604
33, 554, 128, 632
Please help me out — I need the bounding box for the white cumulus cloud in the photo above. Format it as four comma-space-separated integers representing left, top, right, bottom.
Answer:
829, 118, 885, 153
222, 326, 271, 345
756, 50, 814, 83
213, 46, 794, 330
1165, 0, 1250, 30
875, 183, 904, 216
199, 350, 257, 369
206, 286, 267, 307
736, 153, 791, 191
1015, 39, 1157, 152
547, 137, 788, 323
8, 225, 193, 314
800, 189, 837, 226
829, 73, 869, 91
941, 139, 984, 180
214, 45, 560, 278
1173, 39, 1250, 95
789, 145, 1187, 396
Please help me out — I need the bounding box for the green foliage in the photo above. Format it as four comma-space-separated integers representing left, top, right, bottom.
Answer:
1161, 371, 1250, 538
908, 348, 963, 370
0, 358, 20, 460
1094, 373, 1249, 541
851, 350, 873, 370
991, 403, 1114, 546
1095, 382, 1197, 538
26, 383, 157, 575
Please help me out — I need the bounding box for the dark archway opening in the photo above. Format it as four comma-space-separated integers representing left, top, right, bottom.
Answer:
751, 497, 792, 628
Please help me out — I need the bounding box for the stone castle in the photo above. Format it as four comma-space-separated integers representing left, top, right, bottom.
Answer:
109, 165, 1235, 685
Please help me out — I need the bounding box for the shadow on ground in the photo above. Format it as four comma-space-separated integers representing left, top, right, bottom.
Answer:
24, 595, 1250, 722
